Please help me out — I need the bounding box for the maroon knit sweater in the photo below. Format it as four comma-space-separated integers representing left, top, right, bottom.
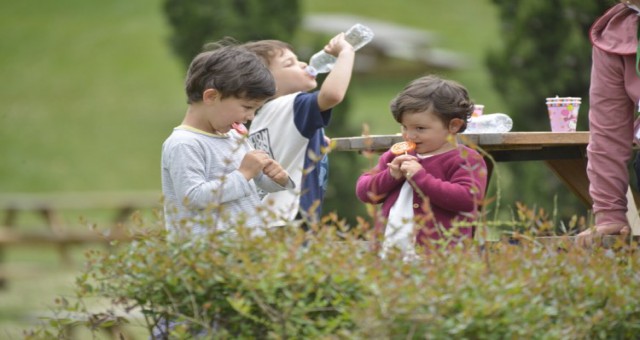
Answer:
356, 145, 488, 247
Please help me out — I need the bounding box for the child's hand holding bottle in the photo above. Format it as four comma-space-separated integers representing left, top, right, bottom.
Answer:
324, 33, 355, 58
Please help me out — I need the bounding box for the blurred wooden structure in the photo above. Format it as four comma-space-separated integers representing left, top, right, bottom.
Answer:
303, 14, 467, 73
0, 191, 162, 288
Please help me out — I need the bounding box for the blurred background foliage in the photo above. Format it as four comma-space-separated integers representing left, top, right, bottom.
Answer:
163, 0, 301, 67
488, 0, 613, 222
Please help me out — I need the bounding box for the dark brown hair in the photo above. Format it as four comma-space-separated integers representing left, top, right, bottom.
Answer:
240, 40, 293, 67
390, 75, 474, 132
184, 43, 275, 104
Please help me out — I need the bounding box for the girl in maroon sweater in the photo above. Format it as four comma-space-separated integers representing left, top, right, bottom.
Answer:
356, 75, 488, 259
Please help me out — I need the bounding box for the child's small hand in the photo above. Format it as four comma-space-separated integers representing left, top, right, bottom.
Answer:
324, 32, 355, 57
387, 154, 416, 180
239, 150, 270, 180
400, 159, 422, 179
262, 160, 290, 187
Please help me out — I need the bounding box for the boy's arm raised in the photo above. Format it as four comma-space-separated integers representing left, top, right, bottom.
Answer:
316, 33, 355, 111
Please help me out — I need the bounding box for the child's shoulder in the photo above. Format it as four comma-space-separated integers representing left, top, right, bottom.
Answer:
164, 128, 194, 143
162, 130, 199, 153
259, 92, 300, 112
256, 91, 320, 120
163, 127, 233, 148
456, 144, 486, 164
458, 144, 481, 154
263, 91, 314, 107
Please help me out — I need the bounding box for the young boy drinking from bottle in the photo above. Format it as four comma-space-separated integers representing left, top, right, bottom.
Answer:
242, 33, 356, 228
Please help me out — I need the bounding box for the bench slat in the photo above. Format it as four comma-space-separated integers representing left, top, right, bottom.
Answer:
0, 191, 162, 210
0, 229, 133, 245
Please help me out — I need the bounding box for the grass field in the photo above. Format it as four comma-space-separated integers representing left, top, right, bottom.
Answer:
0, 0, 185, 192
0, 0, 505, 337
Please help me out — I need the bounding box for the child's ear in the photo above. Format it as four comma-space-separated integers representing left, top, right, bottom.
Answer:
202, 89, 219, 103
448, 118, 465, 133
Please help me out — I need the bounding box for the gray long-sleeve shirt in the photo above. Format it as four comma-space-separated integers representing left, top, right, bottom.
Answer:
161, 126, 293, 235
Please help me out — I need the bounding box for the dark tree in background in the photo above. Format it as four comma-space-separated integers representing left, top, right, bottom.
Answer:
487, 0, 612, 221
488, 0, 612, 131
163, 0, 301, 67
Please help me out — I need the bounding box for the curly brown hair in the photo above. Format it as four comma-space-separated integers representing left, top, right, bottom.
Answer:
390, 75, 474, 132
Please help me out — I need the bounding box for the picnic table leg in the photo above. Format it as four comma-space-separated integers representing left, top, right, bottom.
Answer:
625, 187, 640, 236
547, 158, 640, 236
544, 158, 591, 207
484, 157, 494, 196
475, 157, 496, 241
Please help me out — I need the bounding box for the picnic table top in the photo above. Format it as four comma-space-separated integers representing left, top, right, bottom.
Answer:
332, 131, 590, 152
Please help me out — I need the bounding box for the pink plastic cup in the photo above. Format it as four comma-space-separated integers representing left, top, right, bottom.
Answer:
472, 104, 484, 118
546, 97, 581, 132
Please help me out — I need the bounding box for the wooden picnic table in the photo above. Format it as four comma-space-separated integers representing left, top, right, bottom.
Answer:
332, 131, 640, 236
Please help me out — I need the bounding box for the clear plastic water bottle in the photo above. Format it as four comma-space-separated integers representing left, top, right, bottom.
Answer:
464, 113, 513, 133
306, 23, 375, 76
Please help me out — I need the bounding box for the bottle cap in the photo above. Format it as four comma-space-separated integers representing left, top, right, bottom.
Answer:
305, 66, 318, 77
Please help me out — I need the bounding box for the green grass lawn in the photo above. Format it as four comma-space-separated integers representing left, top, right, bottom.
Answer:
0, 0, 185, 192
0, 0, 506, 336
0, 247, 90, 339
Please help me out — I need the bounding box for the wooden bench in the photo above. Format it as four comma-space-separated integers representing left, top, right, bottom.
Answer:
0, 191, 162, 288
30, 310, 135, 340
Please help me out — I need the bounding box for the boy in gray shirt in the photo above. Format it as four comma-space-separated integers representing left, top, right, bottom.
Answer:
161, 44, 294, 236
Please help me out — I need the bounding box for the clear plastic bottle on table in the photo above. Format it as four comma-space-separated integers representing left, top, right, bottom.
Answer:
306, 23, 374, 76
464, 113, 513, 133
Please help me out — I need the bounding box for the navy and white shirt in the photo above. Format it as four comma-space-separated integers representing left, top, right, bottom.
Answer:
248, 91, 331, 224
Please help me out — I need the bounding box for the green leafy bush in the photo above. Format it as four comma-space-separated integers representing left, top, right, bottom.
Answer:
26, 211, 640, 339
